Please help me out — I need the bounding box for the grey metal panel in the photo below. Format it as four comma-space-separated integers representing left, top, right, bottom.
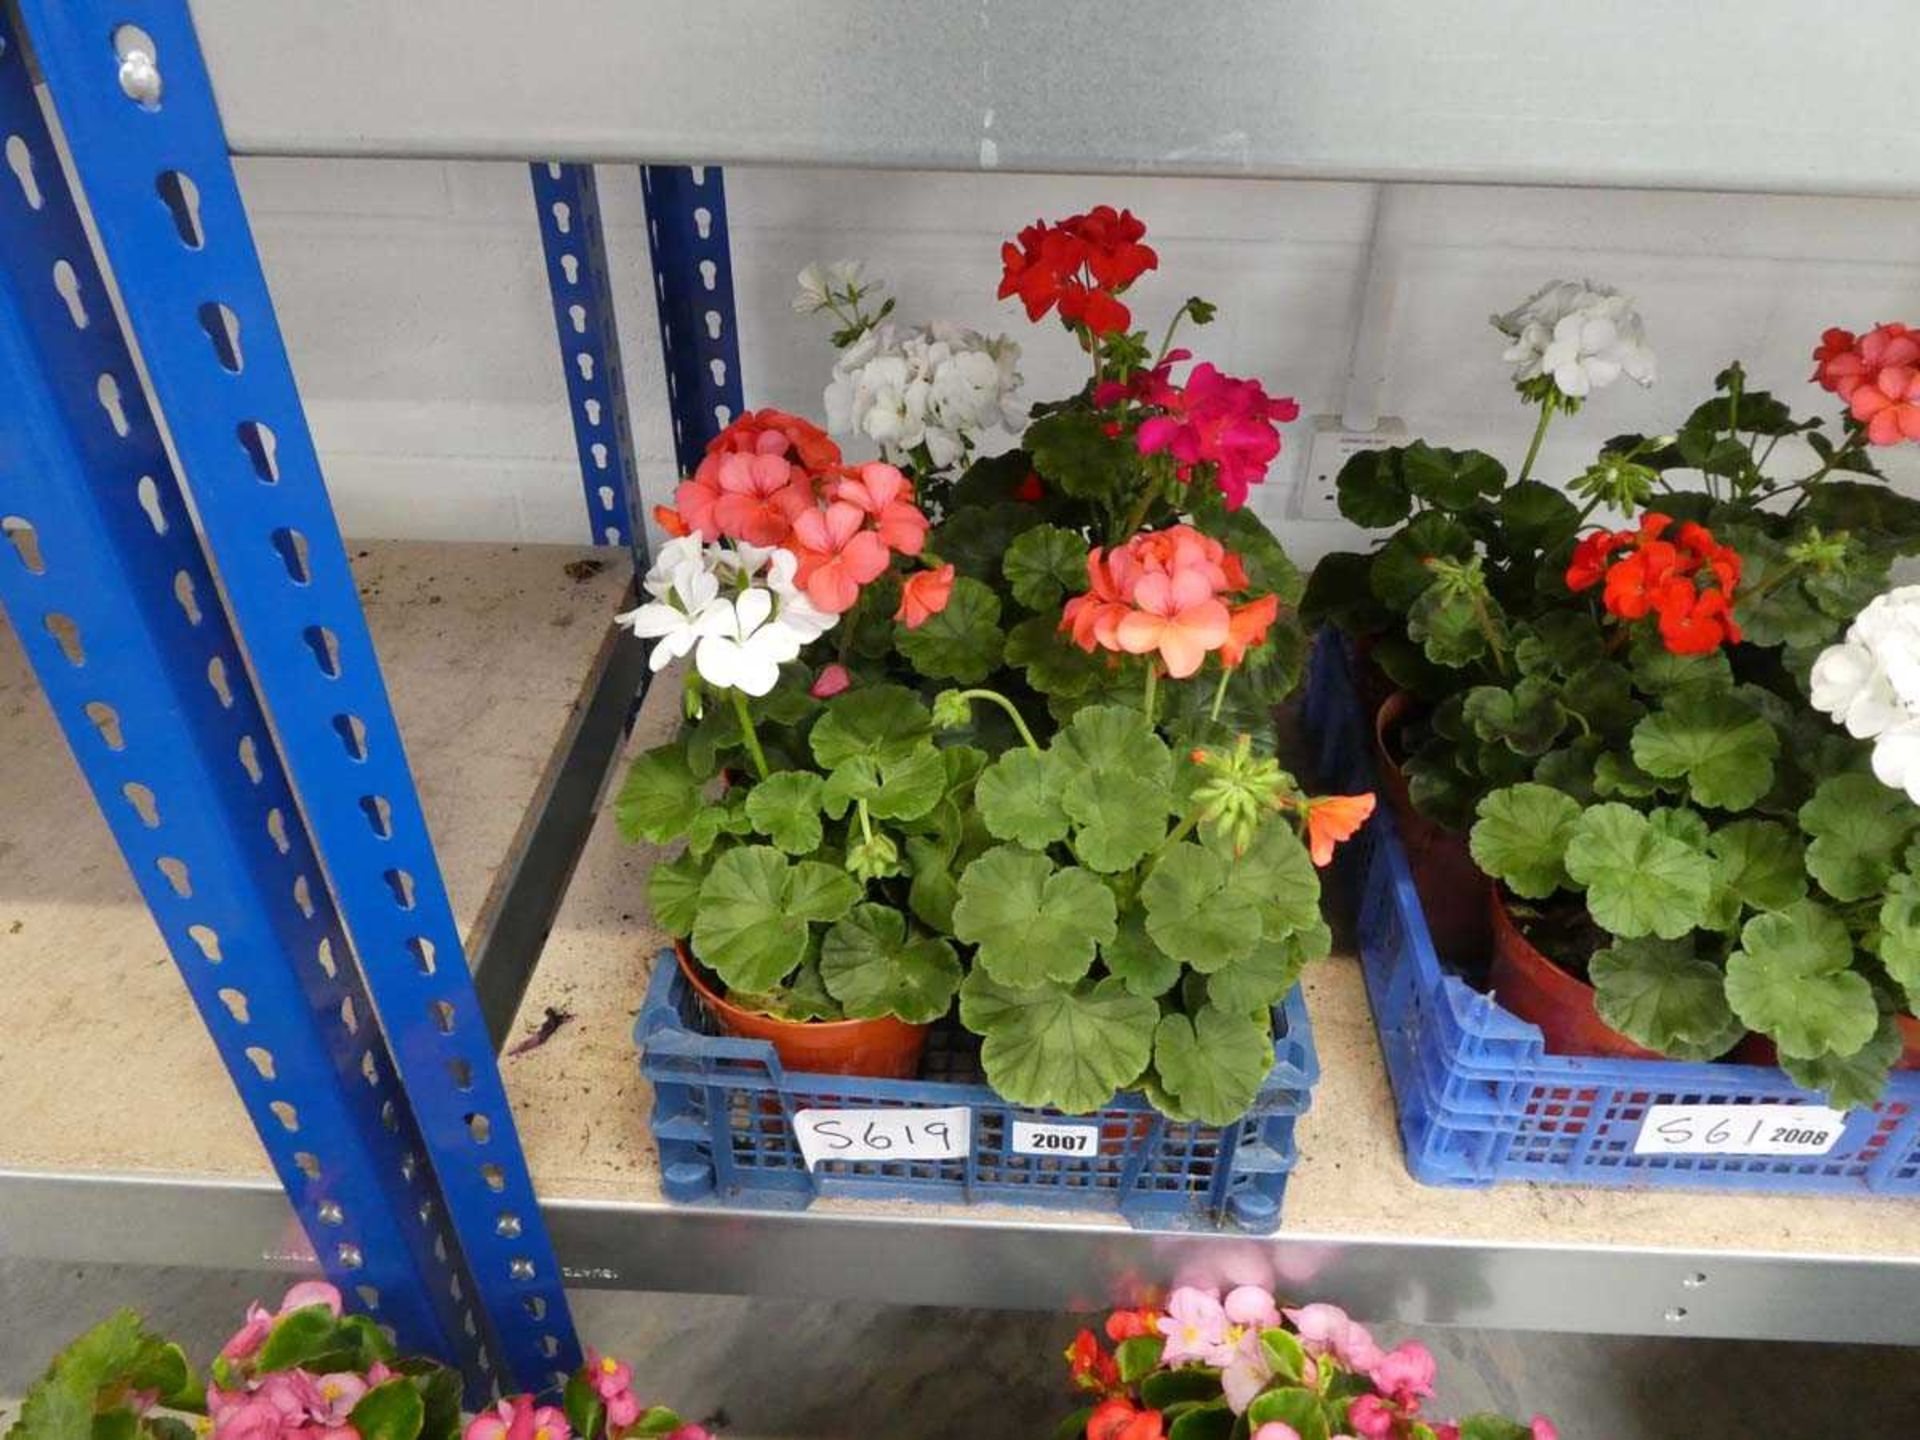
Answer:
9, 1174, 1917, 1345
182, 2, 1912, 196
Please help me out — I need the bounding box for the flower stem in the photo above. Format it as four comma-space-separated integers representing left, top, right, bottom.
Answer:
856, 797, 875, 846
1143, 664, 1159, 720
1153, 309, 1184, 366
728, 688, 771, 780
1517, 396, 1556, 486
1208, 665, 1232, 723
950, 688, 1043, 756
1117, 484, 1158, 543
1145, 807, 1205, 875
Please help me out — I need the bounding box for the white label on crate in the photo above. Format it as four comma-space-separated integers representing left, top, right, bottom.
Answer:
1632, 1103, 1848, 1157
791, 1106, 971, 1170
1011, 1118, 1101, 1159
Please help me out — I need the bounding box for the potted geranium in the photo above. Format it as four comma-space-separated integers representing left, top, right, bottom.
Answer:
1056, 1285, 1557, 1440
617, 208, 1373, 1126
1311, 296, 1920, 1102
6, 1282, 706, 1440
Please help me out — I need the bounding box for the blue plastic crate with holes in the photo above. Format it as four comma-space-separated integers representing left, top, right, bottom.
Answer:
634, 949, 1319, 1232
1302, 627, 1920, 1195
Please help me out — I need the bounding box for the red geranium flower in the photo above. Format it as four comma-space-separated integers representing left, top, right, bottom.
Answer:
707, 408, 842, 473
998, 208, 1158, 337
1566, 511, 1743, 655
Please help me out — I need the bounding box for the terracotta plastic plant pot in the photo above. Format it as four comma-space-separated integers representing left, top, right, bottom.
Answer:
673, 943, 930, 1079
1731, 1015, 1920, 1073
1373, 693, 1493, 973
1487, 884, 1665, 1061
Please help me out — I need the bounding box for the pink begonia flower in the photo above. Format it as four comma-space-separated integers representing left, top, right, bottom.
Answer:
667, 1428, 711, 1440
1220, 1330, 1272, 1414
210, 1368, 367, 1440
1223, 1285, 1281, 1331
1134, 362, 1299, 510
1251, 1426, 1301, 1440
809, 663, 852, 699
1345, 1395, 1396, 1440
1156, 1287, 1229, 1366
1530, 1418, 1559, 1440
1283, 1304, 1383, 1373
1368, 1340, 1436, 1406
586, 1350, 642, 1430
464, 1398, 571, 1440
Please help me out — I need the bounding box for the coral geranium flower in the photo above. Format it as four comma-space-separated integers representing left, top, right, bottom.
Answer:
1061, 547, 1136, 652
1114, 569, 1231, 679
1852, 363, 1920, 446
832, 462, 929, 554
651, 504, 691, 538
789, 501, 890, 614
1304, 793, 1376, 866
1219, 593, 1281, 668
676, 451, 810, 547
707, 408, 842, 473
896, 564, 956, 630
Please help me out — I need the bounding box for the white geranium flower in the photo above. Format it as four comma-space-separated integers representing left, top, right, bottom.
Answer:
792, 263, 833, 315
822, 321, 1024, 468
1872, 719, 1920, 804
1809, 585, 1920, 802
794, 259, 873, 316
1493, 280, 1655, 401
618, 543, 724, 672
692, 586, 805, 697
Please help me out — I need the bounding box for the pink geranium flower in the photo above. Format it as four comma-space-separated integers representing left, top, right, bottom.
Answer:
1156, 1287, 1229, 1366
1134, 362, 1299, 509
789, 501, 891, 614
809, 663, 853, 699
834, 463, 929, 555
1114, 567, 1231, 679
464, 1397, 570, 1440
1852, 362, 1920, 446
896, 564, 956, 630
1814, 322, 1919, 403
675, 451, 812, 548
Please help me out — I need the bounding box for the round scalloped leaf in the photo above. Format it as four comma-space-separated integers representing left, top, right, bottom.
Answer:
952, 846, 1116, 987
1778, 1014, 1903, 1110
1800, 772, 1918, 902
1725, 900, 1880, 1060
1004, 614, 1105, 698
1564, 803, 1713, 940
1590, 937, 1743, 1061
1053, 704, 1173, 789
1876, 874, 1920, 1012
1003, 523, 1090, 611
1104, 909, 1182, 998
614, 744, 703, 844
1630, 691, 1779, 811
743, 771, 825, 855
1704, 819, 1806, 931
691, 846, 811, 993
958, 971, 1157, 1114
1140, 844, 1261, 971
1150, 1006, 1275, 1125
894, 576, 1004, 683
1628, 633, 1733, 695
974, 748, 1072, 849
1063, 769, 1171, 873
646, 851, 704, 937
1205, 929, 1317, 1017
819, 904, 962, 1023
865, 740, 949, 823
808, 685, 932, 770
1469, 784, 1581, 899
1222, 816, 1322, 940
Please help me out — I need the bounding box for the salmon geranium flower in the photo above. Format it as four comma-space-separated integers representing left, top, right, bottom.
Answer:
675, 449, 813, 548
896, 564, 956, 630
1061, 524, 1281, 678
707, 407, 843, 472
1303, 794, 1376, 866
833, 462, 929, 554
1115, 567, 1231, 679
789, 501, 892, 614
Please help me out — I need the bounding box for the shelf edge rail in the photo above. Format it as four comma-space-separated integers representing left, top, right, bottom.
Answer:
0, 2, 485, 1382
14, 0, 577, 1392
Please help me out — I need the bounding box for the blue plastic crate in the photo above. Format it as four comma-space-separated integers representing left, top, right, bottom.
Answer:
1302, 627, 1920, 1194
634, 949, 1319, 1232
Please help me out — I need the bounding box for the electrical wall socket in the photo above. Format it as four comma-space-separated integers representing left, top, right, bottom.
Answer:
1294, 415, 1408, 521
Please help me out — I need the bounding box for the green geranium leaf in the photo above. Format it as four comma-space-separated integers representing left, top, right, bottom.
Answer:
1151, 1006, 1274, 1125
1141, 844, 1262, 971
768, 955, 844, 1021
743, 771, 825, 854
1629, 634, 1733, 695
1592, 747, 1671, 800
1231, 817, 1325, 940
905, 835, 961, 933
1646, 806, 1711, 853
1590, 937, 1743, 1060
1631, 692, 1779, 811
646, 850, 705, 936
819, 904, 962, 1023
1876, 875, 1920, 1011
1369, 512, 1474, 611
614, 745, 702, 843
1053, 704, 1173, 788
348, 1381, 424, 1440
1495, 479, 1580, 551
895, 575, 1004, 683
790, 859, 863, 920
1463, 678, 1566, 757
975, 747, 1072, 849
1800, 772, 1918, 902
937, 500, 1041, 583
1334, 446, 1413, 528
1104, 909, 1183, 998
1028, 409, 1131, 500
1406, 581, 1492, 667
952, 846, 1117, 986
1208, 925, 1323, 1016
809, 685, 932, 770
820, 754, 880, 820
1779, 1014, 1903, 1109
1064, 769, 1171, 873
1565, 803, 1713, 939
866, 740, 949, 822
1004, 523, 1090, 610
685, 797, 752, 856
1705, 819, 1807, 931
1725, 900, 1880, 1059
693, 848, 808, 992
1005, 612, 1105, 697
1469, 784, 1581, 899
958, 971, 1157, 1114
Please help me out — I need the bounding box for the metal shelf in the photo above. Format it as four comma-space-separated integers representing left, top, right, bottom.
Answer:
479, 679, 1920, 1346
0, 540, 632, 1264
182, 1, 1920, 197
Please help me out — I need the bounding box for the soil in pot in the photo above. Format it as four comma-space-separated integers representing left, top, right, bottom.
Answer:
1487, 884, 1665, 1061
1374, 693, 1494, 978
674, 943, 931, 1080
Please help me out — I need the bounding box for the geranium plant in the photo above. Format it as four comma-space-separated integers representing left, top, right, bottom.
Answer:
1057, 1286, 1556, 1440
5, 1283, 704, 1440
616, 208, 1372, 1123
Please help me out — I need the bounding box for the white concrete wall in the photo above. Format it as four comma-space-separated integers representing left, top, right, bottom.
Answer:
237, 159, 1920, 565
